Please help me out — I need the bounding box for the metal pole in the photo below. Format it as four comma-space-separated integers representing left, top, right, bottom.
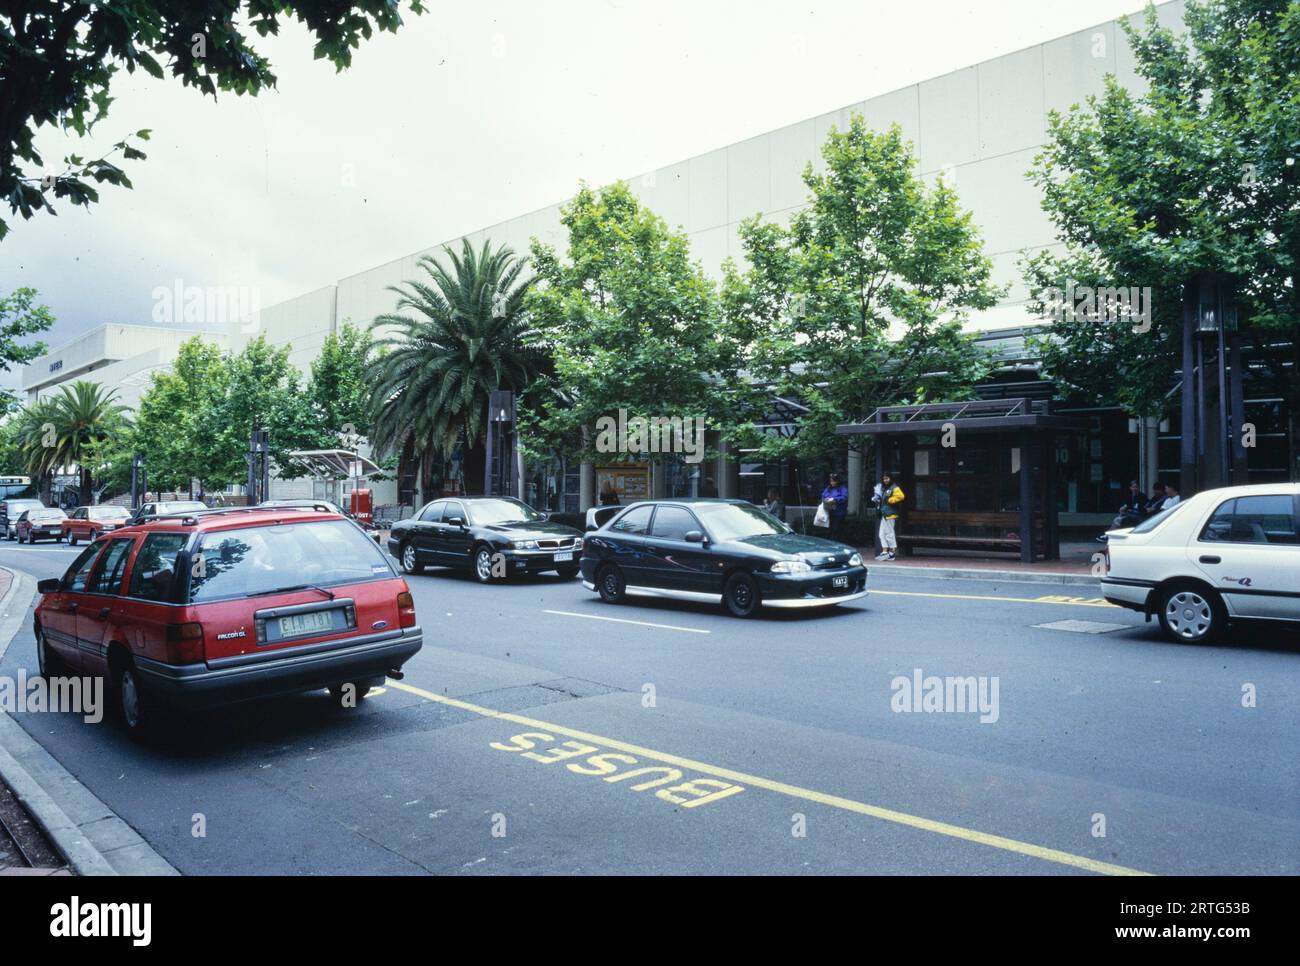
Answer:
1019, 428, 1034, 563
247, 430, 257, 504
1216, 287, 1229, 485
261, 430, 270, 503
1180, 283, 1198, 495
1196, 340, 1207, 468
1229, 331, 1247, 483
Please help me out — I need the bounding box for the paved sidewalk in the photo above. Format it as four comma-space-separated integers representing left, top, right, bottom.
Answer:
859, 541, 1102, 586
0, 567, 178, 875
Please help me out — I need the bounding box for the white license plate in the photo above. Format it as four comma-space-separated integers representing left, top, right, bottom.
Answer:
832, 575, 848, 588
554, 551, 574, 562
278, 611, 334, 638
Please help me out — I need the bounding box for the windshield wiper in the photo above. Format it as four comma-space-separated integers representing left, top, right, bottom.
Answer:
248, 584, 336, 600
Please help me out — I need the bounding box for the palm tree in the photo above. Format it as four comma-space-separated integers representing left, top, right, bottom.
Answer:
19, 382, 131, 505
14, 398, 61, 502
368, 239, 542, 498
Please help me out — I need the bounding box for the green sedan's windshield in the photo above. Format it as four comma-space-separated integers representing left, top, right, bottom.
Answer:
694, 503, 791, 541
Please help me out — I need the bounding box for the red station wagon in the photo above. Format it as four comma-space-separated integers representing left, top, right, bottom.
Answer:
34, 506, 423, 735
63, 505, 132, 545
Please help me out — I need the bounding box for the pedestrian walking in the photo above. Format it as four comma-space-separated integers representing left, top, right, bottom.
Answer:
873, 472, 905, 560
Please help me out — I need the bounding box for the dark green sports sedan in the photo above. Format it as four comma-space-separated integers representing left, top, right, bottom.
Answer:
579, 498, 868, 617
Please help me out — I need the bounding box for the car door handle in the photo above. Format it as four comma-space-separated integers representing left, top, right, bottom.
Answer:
98, 607, 111, 620
67, 602, 78, 613
1199, 555, 1221, 564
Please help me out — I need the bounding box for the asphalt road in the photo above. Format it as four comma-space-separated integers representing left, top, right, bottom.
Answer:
1, 538, 1296, 875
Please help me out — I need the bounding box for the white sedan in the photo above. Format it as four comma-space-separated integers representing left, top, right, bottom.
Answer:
1101, 483, 1300, 643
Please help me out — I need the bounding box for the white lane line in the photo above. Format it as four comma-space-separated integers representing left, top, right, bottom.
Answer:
543, 609, 710, 635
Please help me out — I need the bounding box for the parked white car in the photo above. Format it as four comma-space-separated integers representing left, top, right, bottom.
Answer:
1102, 483, 1300, 642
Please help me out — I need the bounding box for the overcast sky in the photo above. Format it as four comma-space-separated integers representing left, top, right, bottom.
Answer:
2, 0, 1151, 384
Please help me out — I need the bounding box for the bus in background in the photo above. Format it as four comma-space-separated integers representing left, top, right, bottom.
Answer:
0, 476, 43, 540
0, 476, 36, 502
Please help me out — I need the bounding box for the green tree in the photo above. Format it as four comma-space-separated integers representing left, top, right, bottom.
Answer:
5, 387, 128, 504
722, 117, 1002, 461
12, 398, 62, 501
135, 336, 228, 492
45, 381, 132, 504
523, 181, 742, 467
309, 321, 377, 443
201, 335, 323, 487
2, 1, 426, 240
0, 417, 23, 474
1023, 0, 1300, 417
369, 239, 542, 494
0, 288, 55, 412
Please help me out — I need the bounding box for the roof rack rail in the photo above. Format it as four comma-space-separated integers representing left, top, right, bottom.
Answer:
142, 504, 341, 526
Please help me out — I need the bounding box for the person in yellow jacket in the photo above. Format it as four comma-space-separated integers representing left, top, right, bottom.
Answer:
873, 472, 905, 560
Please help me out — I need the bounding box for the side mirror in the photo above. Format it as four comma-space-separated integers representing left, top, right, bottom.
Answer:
684, 530, 704, 544
37, 578, 60, 594
446, 516, 464, 528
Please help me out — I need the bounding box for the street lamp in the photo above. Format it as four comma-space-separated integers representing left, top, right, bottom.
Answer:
1191, 272, 1241, 486
130, 453, 146, 510
1195, 272, 1238, 334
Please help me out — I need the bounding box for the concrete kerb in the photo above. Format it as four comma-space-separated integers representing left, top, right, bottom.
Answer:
865, 562, 1102, 587
0, 566, 178, 875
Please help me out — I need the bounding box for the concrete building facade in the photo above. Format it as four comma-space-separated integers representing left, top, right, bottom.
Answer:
22, 323, 230, 413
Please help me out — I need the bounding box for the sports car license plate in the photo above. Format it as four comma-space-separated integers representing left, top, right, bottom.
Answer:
832, 575, 848, 588
554, 551, 574, 562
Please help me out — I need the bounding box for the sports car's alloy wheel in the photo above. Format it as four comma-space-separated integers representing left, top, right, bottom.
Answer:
475, 547, 495, 582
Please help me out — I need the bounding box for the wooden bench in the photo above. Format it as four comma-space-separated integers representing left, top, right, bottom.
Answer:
895, 511, 1046, 554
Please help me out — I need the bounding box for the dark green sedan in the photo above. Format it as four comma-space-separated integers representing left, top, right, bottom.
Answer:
579, 498, 868, 617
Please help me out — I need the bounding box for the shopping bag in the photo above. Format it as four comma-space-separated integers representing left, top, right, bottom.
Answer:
813, 503, 830, 529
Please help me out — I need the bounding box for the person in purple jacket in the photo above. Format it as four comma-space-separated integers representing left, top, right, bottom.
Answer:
820, 472, 849, 540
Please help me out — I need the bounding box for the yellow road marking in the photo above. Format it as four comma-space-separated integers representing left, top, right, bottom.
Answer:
544, 609, 711, 634
387, 679, 1151, 876
872, 589, 1117, 608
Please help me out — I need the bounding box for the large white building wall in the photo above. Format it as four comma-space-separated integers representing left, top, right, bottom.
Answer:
256, 2, 1185, 345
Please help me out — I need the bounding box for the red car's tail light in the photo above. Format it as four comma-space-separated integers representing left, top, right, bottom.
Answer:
396, 591, 416, 628
165, 622, 204, 663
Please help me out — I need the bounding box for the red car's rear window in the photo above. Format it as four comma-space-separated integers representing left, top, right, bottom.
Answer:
188, 519, 392, 602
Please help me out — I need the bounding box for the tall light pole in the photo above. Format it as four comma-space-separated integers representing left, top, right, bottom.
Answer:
1182, 272, 1240, 494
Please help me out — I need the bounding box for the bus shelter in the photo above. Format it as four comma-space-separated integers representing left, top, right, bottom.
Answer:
836, 398, 1088, 563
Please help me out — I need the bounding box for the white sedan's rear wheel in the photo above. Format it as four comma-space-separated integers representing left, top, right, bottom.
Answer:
1159, 585, 1223, 643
